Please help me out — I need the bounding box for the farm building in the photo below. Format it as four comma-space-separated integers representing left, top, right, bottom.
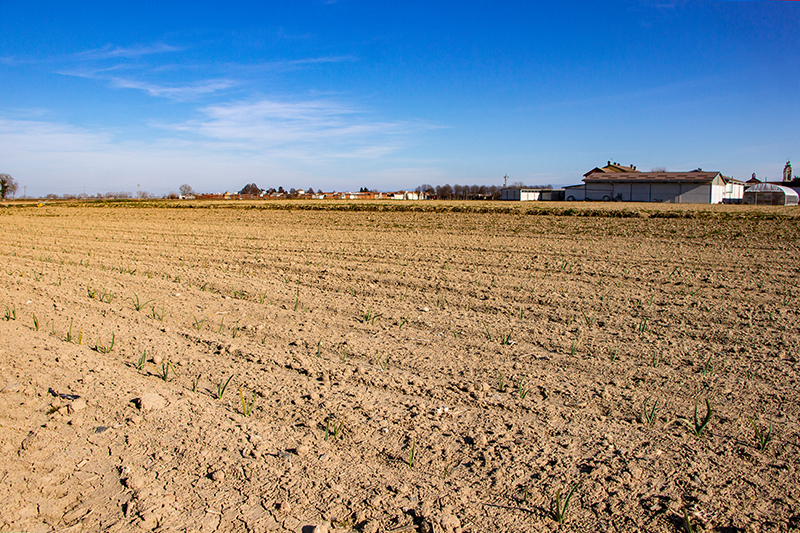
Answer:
565, 167, 744, 204
501, 188, 565, 201
743, 183, 799, 206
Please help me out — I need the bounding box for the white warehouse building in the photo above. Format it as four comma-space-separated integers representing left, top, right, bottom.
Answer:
565, 164, 744, 204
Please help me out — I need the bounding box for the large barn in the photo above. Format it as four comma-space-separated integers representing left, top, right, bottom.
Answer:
565, 164, 744, 204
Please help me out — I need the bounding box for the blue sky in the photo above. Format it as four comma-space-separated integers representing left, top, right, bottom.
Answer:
1, 1, 798, 196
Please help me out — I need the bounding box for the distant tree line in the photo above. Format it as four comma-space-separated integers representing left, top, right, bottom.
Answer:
415, 182, 553, 200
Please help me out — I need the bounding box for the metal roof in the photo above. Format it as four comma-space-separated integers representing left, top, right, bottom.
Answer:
583, 171, 727, 184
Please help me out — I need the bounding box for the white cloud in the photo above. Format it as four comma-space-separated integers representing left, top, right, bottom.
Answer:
109, 77, 235, 99
73, 43, 183, 61
162, 99, 429, 158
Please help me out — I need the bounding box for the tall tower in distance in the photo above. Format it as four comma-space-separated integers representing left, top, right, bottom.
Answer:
784, 160, 793, 182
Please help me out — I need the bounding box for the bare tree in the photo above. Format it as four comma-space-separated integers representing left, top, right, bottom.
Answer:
0, 174, 19, 200
179, 184, 194, 196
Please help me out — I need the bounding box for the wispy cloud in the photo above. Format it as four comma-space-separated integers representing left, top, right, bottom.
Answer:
109, 77, 235, 99
163, 98, 428, 157
73, 43, 183, 61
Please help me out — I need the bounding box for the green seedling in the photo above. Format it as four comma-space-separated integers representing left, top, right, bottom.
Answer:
325, 415, 345, 441
702, 357, 715, 376
136, 351, 147, 371
99, 288, 113, 304
129, 293, 154, 312
652, 350, 660, 368
683, 508, 696, 533
4, 305, 16, 321
191, 374, 201, 393
158, 359, 177, 382
570, 340, 577, 357
552, 481, 581, 524
682, 399, 712, 438
498, 373, 506, 393
231, 321, 239, 339
451, 327, 459, 338
232, 288, 245, 299
407, 440, 416, 467
341, 346, 348, 363
65, 319, 74, 343
239, 387, 255, 416
500, 332, 512, 346
316, 339, 322, 358
87, 286, 96, 299
94, 333, 115, 354
610, 348, 618, 362
294, 287, 300, 311
581, 309, 594, 327
379, 351, 389, 371
747, 416, 773, 451
32, 313, 39, 331
483, 322, 492, 341
191, 315, 207, 331
638, 317, 648, 334
150, 303, 165, 321
217, 317, 224, 334
398, 316, 408, 330
518, 381, 529, 400
216, 375, 233, 399
643, 398, 658, 425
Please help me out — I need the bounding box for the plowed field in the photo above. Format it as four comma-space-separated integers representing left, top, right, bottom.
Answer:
1, 201, 798, 533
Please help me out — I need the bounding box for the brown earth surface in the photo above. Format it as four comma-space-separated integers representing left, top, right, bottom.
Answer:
0, 200, 799, 533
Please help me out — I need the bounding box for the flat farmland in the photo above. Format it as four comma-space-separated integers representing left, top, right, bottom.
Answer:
1, 201, 799, 533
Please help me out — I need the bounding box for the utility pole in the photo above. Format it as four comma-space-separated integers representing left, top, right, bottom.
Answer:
503, 174, 509, 187
23, 186, 26, 199
137, 184, 141, 200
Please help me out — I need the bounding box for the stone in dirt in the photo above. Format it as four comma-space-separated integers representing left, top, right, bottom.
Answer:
137, 393, 167, 410
69, 397, 87, 412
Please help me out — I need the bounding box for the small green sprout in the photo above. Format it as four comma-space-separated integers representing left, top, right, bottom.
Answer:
643, 398, 658, 425
747, 416, 773, 451
191, 315, 207, 331
129, 293, 154, 312
136, 350, 147, 371
407, 440, 416, 467
32, 313, 39, 331
94, 333, 115, 354
150, 303, 165, 321
158, 359, 177, 382
239, 387, 255, 416
216, 375, 233, 399
325, 415, 345, 441
682, 399, 712, 438
552, 481, 581, 524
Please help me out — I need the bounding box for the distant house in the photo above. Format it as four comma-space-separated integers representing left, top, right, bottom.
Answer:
565, 164, 744, 204
501, 188, 565, 201
388, 191, 420, 200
